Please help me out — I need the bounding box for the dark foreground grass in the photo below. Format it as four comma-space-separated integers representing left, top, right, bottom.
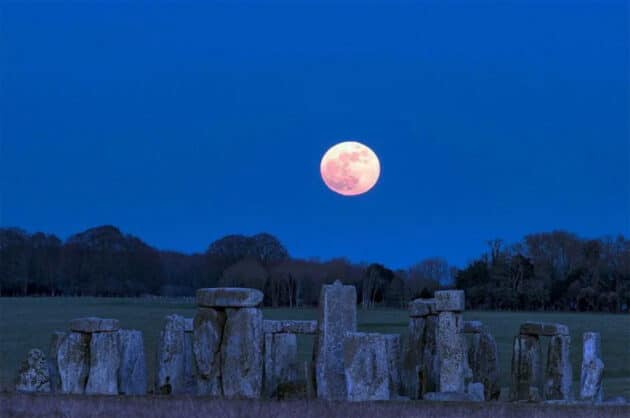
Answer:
1, 298, 629, 397
2, 393, 630, 418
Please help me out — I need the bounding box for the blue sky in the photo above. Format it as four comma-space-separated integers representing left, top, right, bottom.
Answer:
1, 0, 628, 268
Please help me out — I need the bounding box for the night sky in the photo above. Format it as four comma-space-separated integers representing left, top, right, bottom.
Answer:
1, 0, 628, 268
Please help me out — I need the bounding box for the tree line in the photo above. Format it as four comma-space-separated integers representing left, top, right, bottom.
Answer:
1, 226, 628, 312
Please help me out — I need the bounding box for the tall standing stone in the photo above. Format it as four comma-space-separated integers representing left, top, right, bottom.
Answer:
468, 331, 500, 400
193, 308, 225, 396
314, 280, 357, 400
156, 314, 186, 394
580, 332, 604, 403
384, 334, 402, 397
344, 333, 390, 401
510, 334, 542, 401
221, 307, 263, 399
85, 331, 120, 395
422, 314, 440, 396
57, 332, 90, 394
117, 330, 147, 395
437, 311, 465, 393
15, 349, 51, 393
544, 334, 572, 401
183, 318, 196, 393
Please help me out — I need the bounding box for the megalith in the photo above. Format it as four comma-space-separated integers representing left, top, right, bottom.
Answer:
544, 334, 572, 401
117, 329, 147, 395
156, 314, 186, 394
85, 331, 121, 395
57, 332, 90, 394
580, 332, 604, 403
510, 334, 543, 401
344, 332, 390, 401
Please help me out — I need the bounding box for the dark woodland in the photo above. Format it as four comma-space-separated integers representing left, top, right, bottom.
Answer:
1, 226, 628, 312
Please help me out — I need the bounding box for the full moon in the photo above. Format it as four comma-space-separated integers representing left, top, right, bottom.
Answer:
320, 141, 381, 196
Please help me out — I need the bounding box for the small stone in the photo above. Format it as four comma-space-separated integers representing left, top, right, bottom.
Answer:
408, 299, 437, 317
156, 314, 186, 394
69, 317, 120, 333
544, 334, 572, 401
344, 333, 391, 401
263, 320, 318, 334
15, 349, 51, 393
57, 332, 90, 394
463, 321, 484, 334
196, 287, 263, 308
221, 307, 264, 399
423, 391, 474, 402
85, 331, 120, 395
467, 382, 485, 401
603, 396, 627, 405
117, 330, 147, 395
184, 318, 194, 333
193, 308, 225, 396
434, 290, 465, 312
519, 322, 569, 337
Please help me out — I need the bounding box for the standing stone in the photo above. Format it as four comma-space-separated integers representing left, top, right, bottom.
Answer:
48, 331, 66, 393
510, 334, 542, 401
344, 333, 390, 401
57, 332, 90, 394
264, 333, 298, 398
314, 280, 357, 400
384, 334, 402, 397
85, 331, 120, 395
15, 349, 51, 393
437, 311, 465, 393
221, 307, 263, 399
580, 332, 604, 403
421, 314, 440, 396
402, 316, 425, 398
156, 314, 186, 394
183, 319, 195, 393
193, 308, 225, 396
468, 331, 500, 400
544, 334, 572, 401
118, 330, 147, 395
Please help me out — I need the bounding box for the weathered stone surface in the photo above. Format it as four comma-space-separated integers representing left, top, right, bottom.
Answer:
70, 317, 120, 333
15, 349, 51, 393
48, 332, 66, 393
156, 314, 186, 394
221, 307, 263, 399
263, 320, 318, 335
435, 290, 465, 312
437, 311, 465, 393
463, 321, 484, 334
544, 334, 572, 401
467, 382, 485, 401
193, 307, 225, 396
117, 330, 147, 395
519, 322, 569, 337
408, 299, 437, 317
402, 317, 425, 399
580, 332, 604, 403
57, 332, 90, 394
422, 314, 440, 396
510, 334, 542, 401
85, 331, 120, 395
423, 391, 475, 402
384, 334, 402, 397
264, 333, 298, 398
196, 287, 263, 308
314, 280, 357, 400
468, 331, 500, 401
344, 333, 390, 401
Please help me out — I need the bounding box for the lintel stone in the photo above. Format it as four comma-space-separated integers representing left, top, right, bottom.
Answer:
520, 322, 569, 337
435, 290, 465, 312
70, 317, 119, 333
263, 320, 318, 335
196, 287, 263, 308
408, 299, 437, 317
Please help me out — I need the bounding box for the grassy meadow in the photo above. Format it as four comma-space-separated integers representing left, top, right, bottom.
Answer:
1, 297, 629, 398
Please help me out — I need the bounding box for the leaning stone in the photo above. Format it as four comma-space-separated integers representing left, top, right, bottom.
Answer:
384, 334, 402, 397
117, 330, 147, 395
314, 280, 357, 400
510, 334, 542, 401
544, 335, 572, 401
463, 321, 484, 334
344, 333, 390, 401
469, 331, 500, 400
408, 299, 437, 317
402, 317, 425, 399
434, 290, 465, 312
467, 382, 485, 401
580, 332, 603, 403
221, 307, 264, 399
263, 320, 318, 334
15, 349, 51, 393
193, 307, 225, 396
196, 287, 263, 308
423, 391, 474, 402
70, 317, 120, 333
156, 314, 186, 394
519, 322, 569, 337
264, 333, 298, 398
85, 331, 120, 395
57, 332, 90, 394
437, 311, 465, 393
48, 332, 66, 393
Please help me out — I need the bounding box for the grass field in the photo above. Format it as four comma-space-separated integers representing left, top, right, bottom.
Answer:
1, 297, 629, 398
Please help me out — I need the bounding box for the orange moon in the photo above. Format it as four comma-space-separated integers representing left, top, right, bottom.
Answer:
320, 141, 381, 196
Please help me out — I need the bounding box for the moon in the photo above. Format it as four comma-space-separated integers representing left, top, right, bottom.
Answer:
320, 141, 381, 196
